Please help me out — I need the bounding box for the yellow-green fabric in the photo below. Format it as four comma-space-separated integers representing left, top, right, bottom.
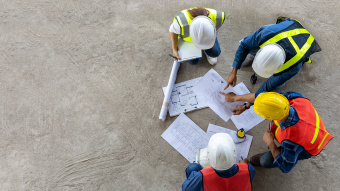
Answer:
173, 7, 225, 42
260, 19, 315, 74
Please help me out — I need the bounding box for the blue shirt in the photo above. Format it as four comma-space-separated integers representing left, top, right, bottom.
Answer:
182, 164, 256, 191
231, 20, 305, 97
273, 91, 313, 173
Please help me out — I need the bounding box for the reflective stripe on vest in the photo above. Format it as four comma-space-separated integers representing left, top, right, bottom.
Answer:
260, 20, 315, 74
201, 163, 251, 191
174, 8, 225, 42
271, 98, 333, 155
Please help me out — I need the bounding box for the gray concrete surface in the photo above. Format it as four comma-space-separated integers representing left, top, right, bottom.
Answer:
0, 0, 339, 190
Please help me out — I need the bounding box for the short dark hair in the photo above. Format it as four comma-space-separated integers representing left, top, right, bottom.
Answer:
188, 7, 209, 18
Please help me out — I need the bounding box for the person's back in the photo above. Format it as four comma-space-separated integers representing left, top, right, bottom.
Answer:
182, 133, 255, 191
201, 163, 252, 191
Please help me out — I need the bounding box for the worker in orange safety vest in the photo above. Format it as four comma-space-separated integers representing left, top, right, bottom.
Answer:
250, 92, 333, 173
182, 133, 255, 191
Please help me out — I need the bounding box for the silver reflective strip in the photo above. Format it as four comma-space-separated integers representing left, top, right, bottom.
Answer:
216, 11, 222, 30
177, 12, 189, 39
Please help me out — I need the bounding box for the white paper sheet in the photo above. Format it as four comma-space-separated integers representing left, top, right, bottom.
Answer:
192, 69, 243, 122
206, 124, 253, 163
161, 113, 210, 162
162, 77, 208, 116
177, 38, 202, 62
231, 82, 265, 132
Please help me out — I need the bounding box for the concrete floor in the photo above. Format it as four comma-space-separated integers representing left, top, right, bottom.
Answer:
0, 0, 339, 190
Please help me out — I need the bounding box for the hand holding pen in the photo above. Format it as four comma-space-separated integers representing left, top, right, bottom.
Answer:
169, 51, 181, 62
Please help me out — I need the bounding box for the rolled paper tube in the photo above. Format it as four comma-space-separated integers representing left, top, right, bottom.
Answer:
159, 61, 180, 121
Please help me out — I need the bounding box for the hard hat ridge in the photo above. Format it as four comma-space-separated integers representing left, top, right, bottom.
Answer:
190, 16, 216, 50
252, 43, 286, 78
207, 133, 236, 170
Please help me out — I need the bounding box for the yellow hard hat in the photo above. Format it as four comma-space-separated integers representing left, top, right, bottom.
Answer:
254, 92, 290, 120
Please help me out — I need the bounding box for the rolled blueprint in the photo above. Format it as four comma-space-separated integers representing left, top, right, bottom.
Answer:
159, 61, 180, 121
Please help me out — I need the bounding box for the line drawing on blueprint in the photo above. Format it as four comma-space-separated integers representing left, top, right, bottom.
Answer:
161, 113, 210, 162
163, 77, 208, 116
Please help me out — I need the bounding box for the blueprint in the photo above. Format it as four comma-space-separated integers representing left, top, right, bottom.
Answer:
192, 69, 243, 122
161, 113, 210, 162
231, 82, 265, 132
163, 77, 208, 117
206, 124, 253, 163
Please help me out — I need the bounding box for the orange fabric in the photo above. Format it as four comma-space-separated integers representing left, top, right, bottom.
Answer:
271, 98, 333, 155
201, 163, 251, 191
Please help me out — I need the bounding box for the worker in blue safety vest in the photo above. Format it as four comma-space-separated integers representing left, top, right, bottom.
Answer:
219, 17, 321, 115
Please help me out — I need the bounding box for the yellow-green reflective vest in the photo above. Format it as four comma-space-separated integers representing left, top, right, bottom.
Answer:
173, 8, 225, 42
260, 19, 319, 74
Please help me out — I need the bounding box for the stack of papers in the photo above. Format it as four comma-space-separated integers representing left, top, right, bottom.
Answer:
161, 114, 253, 163
192, 69, 265, 131
161, 113, 210, 162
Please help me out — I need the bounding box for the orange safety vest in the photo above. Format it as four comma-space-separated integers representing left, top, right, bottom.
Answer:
201, 163, 252, 191
271, 98, 333, 155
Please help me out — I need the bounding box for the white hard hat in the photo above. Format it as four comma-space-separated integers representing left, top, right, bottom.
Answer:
252, 43, 286, 78
207, 133, 236, 170
190, 16, 216, 50
196, 148, 209, 167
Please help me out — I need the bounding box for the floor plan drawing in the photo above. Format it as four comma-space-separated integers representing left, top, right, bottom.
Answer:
163, 77, 208, 117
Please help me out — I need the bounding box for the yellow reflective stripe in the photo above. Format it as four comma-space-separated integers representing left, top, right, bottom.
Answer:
260, 29, 309, 48
305, 58, 312, 63
318, 133, 329, 149
293, 19, 305, 28
222, 12, 225, 24
275, 34, 314, 73
274, 120, 280, 138
288, 36, 299, 52
207, 9, 217, 26
311, 110, 320, 144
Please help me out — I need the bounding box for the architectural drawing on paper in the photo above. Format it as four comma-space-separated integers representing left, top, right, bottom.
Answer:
163, 77, 208, 117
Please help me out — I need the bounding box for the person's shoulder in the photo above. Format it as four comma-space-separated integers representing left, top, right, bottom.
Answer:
281, 91, 305, 100
182, 171, 203, 191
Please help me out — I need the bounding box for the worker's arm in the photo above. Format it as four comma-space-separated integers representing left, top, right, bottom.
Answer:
169, 32, 181, 61
225, 68, 238, 89
255, 61, 304, 97
220, 92, 256, 103
224, 27, 265, 89
272, 140, 311, 173
182, 163, 204, 191
263, 130, 281, 159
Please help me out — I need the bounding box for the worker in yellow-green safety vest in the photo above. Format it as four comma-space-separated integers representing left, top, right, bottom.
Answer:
220, 17, 321, 116
169, 7, 225, 65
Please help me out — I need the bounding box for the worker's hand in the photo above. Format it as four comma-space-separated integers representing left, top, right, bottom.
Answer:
232, 105, 246, 115
263, 130, 275, 146
219, 92, 237, 102
224, 71, 237, 90
172, 49, 181, 62
239, 158, 249, 164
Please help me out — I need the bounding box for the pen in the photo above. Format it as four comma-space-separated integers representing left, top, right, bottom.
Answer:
169, 54, 178, 61
241, 156, 243, 160
268, 121, 273, 149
